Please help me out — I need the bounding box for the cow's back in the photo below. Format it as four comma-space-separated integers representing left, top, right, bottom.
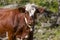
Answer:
0, 8, 20, 33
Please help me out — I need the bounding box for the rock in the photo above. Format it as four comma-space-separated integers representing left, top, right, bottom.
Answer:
38, 29, 43, 33
41, 22, 52, 27
57, 17, 60, 25
51, 16, 57, 20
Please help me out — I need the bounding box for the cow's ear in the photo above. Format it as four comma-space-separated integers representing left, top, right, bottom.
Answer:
37, 7, 45, 13
19, 7, 25, 13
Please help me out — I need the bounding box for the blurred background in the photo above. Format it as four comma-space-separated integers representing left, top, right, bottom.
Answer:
0, 0, 60, 40
0, 0, 58, 12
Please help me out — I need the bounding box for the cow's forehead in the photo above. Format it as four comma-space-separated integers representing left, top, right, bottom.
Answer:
25, 3, 31, 11
25, 3, 36, 10
25, 3, 37, 17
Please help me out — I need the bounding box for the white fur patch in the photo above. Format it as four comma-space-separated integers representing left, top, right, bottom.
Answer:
25, 3, 31, 11
25, 35, 28, 38
0, 32, 8, 40
24, 17, 31, 28
25, 17, 27, 23
25, 3, 37, 17
30, 28, 33, 31
29, 7, 36, 16
6, 32, 8, 37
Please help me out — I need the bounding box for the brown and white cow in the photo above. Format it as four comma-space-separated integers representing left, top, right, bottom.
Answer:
0, 3, 45, 40
0, 4, 34, 40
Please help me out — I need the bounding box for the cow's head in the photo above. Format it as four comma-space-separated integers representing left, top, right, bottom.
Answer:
25, 3, 44, 20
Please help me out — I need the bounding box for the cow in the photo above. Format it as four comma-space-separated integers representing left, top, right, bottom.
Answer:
0, 4, 34, 40
0, 3, 45, 40
16, 3, 52, 40
9, 3, 45, 40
